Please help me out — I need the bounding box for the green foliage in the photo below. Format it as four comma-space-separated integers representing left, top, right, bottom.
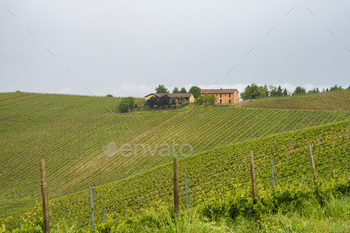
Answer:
155, 84, 169, 93
330, 85, 343, 92
118, 97, 135, 113
241, 84, 268, 100
293, 86, 306, 95
171, 97, 176, 105
146, 96, 157, 108
158, 95, 170, 107
308, 88, 320, 94
269, 85, 283, 97
172, 87, 179, 93
105, 94, 113, 97
204, 94, 216, 105
188, 86, 201, 98
179, 87, 187, 93
195, 95, 205, 105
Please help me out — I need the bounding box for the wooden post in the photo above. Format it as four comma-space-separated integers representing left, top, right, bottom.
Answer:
184, 175, 189, 211
249, 151, 257, 203
39, 159, 50, 233
307, 144, 318, 185
308, 144, 321, 205
89, 186, 95, 230
271, 160, 275, 189
173, 158, 179, 219
103, 209, 106, 223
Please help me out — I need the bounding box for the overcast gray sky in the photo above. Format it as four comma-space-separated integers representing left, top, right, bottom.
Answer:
1, 0, 349, 97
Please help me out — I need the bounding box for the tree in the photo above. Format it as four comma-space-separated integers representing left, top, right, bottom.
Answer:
146, 96, 157, 108
293, 86, 306, 95
179, 87, 187, 93
347, 85, 350, 90
264, 85, 269, 97
241, 84, 267, 101
330, 85, 343, 92
158, 95, 170, 107
205, 94, 216, 105
118, 97, 135, 113
308, 88, 320, 94
269, 86, 278, 97
277, 86, 283, 96
269, 85, 282, 97
283, 88, 288, 97
155, 84, 169, 93
171, 97, 176, 105
189, 86, 201, 98
106, 94, 113, 97
173, 87, 179, 93
195, 95, 205, 105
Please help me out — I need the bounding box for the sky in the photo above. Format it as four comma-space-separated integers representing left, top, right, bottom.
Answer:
1, 0, 349, 97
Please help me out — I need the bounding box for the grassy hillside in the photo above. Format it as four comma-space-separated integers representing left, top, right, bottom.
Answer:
1, 92, 350, 214
236, 90, 350, 111
2, 120, 349, 231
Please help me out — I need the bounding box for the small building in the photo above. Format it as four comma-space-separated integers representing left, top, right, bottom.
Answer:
145, 93, 195, 104
200, 88, 239, 103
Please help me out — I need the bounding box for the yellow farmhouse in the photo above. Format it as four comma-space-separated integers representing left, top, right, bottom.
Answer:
200, 88, 239, 103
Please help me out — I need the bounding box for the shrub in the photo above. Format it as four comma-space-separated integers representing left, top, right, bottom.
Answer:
118, 97, 135, 113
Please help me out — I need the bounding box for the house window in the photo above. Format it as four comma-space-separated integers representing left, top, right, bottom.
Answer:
216, 94, 218, 96
225, 99, 226, 103
225, 93, 226, 96
220, 99, 222, 103
229, 93, 231, 98
220, 94, 222, 98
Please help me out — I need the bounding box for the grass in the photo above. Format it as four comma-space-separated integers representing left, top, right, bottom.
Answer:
21, 194, 350, 232
236, 90, 350, 111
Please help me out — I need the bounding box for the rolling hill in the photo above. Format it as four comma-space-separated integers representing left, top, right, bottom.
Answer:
1, 119, 349, 231
1, 92, 350, 215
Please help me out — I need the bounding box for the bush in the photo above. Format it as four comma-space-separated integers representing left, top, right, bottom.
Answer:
118, 97, 135, 113
172, 105, 177, 109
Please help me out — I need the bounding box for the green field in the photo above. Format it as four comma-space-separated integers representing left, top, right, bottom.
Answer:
1, 120, 350, 231
1, 91, 350, 232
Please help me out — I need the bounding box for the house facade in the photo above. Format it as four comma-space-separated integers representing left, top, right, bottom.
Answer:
145, 93, 195, 104
200, 88, 239, 103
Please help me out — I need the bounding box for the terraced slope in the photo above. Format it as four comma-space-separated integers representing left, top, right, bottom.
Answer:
2, 120, 349, 230
1, 92, 350, 213
236, 90, 350, 111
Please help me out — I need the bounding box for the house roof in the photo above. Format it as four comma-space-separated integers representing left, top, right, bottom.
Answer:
145, 93, 193, 98
200, 89, 239, 94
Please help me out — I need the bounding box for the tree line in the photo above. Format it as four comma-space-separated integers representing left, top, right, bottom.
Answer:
154, 84, 201, 99
240, 84, 350, 101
